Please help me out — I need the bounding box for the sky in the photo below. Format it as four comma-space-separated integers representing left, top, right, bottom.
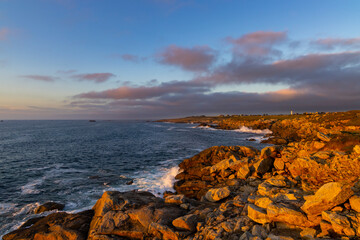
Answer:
1, 0, 360, 119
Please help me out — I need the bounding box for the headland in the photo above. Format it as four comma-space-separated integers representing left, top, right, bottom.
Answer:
4, 110, 360, 240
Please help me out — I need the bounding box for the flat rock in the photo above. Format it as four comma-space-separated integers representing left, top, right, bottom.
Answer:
301, 182, 354, 216
267, 203, 311, 227
322, 211, 355, 237
172, 214, 199, 232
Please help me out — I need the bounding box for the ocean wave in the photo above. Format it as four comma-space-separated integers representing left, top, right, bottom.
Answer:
233, 126, 272, 134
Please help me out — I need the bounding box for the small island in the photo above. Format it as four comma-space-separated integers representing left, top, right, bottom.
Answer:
4, 110, 360, 240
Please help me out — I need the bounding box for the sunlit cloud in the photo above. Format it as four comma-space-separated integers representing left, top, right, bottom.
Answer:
156, 44, 217, 71
72, 73, 115, 83
20, 75, 57, 82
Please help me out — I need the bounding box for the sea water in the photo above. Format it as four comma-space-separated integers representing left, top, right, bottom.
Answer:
0, 120, 269, 237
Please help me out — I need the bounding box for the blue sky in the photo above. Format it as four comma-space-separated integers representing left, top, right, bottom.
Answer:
1, 0, 360, 119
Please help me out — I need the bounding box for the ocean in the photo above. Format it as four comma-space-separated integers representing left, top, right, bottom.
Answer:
0, 120, 270, 237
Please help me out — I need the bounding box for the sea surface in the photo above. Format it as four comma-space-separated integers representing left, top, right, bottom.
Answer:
0, 120, 270, 237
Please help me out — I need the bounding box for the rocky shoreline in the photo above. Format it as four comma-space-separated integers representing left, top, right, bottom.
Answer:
4, 111, 360, 240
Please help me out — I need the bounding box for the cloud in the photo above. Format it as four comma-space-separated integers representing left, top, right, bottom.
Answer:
0, 28, 10, 41
197, 51, 360, 87
57, 69, 77, 74
156, 45, 217, 71
119, 54, 147, 63
20, 75, 57, 82
75, 81, 209, 100
226, 31, 287, 56
312, 37, 360, 49
72, 73, 115, 83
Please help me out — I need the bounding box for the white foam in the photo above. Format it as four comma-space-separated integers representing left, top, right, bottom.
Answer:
233, 126, 272, 134
20, 178, 43, 194
0, 203, 17, 215
12, 202, 40, 216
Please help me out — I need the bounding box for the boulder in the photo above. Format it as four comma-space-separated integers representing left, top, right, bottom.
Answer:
322, 211, 355, 237
349, 195, 360, 212
267, 203, 311, 227
34, 202, 65, 214
237, 165, 251, 179
253, 158, 274, 175
247, 204, 270, 224
300, 228, 317, 239
317, 132, 331, 142
88, 191, 187, 240
3, 210, 93, 240
301, 182, 354, 216
204, 187, 231, 202
172, 214, 199, 232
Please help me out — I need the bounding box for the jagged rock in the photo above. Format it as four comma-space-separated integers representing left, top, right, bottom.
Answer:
240, 231, 254, 240
301, 182, 354, 216
204, 186, 231, 202
248, 204, 270, 224
34, 202, 65, 214
237, 165, 251, 179
267, 203, 312, 227
319, 220, 333, 237
252, 224, 268, 238
88, 191, 187, 240
265, 176, 288, 187
209, 155, 241, 173
300, 228, 317, 239
172, 214, 199, 232
322, 211, 356, 237
317, 132, 331, 142
3, 210, 93, 240
255, 197, 273, 209
349, 195, 360, 212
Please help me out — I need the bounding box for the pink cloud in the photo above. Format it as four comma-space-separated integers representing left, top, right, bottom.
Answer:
313, 37, 360, 49
119, 54, 146, 63
20, 75, 56, 82
226, 31, 287, 56
0, 28, 10, 41
75, 81, 208, 100
157, 45, 216, 71
72, 73, 115, 83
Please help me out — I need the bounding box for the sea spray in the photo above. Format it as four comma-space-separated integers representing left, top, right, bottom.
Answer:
233, 126, 272, 134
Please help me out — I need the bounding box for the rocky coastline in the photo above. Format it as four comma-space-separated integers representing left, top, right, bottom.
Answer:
4, 110, 360, 240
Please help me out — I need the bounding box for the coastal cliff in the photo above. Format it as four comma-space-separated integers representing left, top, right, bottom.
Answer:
4, 111, 360, 240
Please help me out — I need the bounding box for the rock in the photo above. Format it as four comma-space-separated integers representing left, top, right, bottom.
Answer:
239, 231, 254, 240
253, 158, 274, 175
312, 141, 325, 150
354, 145, 360, 154
34, 202, 65, 214
267, 203, 311, 227
265, 176, 287, 187
204, 186, 231, 202
260, 146, 282, 160
301, 182, 354, 216
88, 191, 186, 240
273, 158, 285, 170
237, 165, 251, 179
247, 204, 270, 224
252, 225, 268, 239
255, 197, 273, 209
300, 228, 316, 239
165, 195, 187, 205
266, 234, 294, 240
322, 211, 355, 237
319, 220, 333, 237
317, 132, 331, 142
349, 195, 360, 212
172, 214, 199, 232
209, 155, 241, 173
3, 210, 93, 240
